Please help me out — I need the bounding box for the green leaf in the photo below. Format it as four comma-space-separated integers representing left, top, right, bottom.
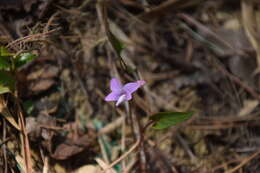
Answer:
0, 56, 11, 70
0, 47, 12, 57
107, 31, 128, 71
15, 52, 37, 68
150, 111, 193, 130
23, 100, 34, 114
109, 31, 125, 56
0, 71, 15, 93
20, 53, 37, 62
0, 47, 12, 70
0, 86, 11, 94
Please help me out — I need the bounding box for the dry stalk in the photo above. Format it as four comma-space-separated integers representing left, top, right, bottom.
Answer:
102, 120, 154, 172
16, 98, 33, 173
226, 150, 260, 173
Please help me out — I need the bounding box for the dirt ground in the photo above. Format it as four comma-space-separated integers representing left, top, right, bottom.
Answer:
1, 0, 260, 172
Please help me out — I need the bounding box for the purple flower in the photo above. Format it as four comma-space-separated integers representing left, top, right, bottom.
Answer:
105, 78, 145, 106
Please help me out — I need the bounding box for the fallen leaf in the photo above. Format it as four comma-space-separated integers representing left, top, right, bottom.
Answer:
51, 135, 95, 160
29, 79, 55, 92
54, 164, 66, 173
15, 155, 26, 173
26, 66, 59, 80
0, 95, 20, 130
228, 55, 256, 85
74, 165, 101, 173
241, 0, 260, 72
239, 99, 259, 116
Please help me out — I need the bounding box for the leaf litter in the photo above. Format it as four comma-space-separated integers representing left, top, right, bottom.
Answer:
0, 0, 260, 172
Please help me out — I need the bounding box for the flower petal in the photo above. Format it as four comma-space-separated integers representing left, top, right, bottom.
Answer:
105, 91, 120, 101
110, 78, 122, 91
125, 92, 132, 101
123, 82, 142, 95
136, 80, 145, 86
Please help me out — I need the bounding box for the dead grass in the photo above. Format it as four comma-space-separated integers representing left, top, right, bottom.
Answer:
0, 0, 260, 172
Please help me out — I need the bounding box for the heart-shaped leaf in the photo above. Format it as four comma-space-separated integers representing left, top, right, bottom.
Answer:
150, 111, 193, 130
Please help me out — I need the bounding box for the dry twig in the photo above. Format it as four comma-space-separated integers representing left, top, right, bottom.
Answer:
226, 150, 260, 173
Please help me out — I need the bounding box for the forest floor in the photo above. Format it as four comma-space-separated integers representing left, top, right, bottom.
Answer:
1, 0, 260, 172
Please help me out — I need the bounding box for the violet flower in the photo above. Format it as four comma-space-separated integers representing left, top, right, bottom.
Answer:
105, 78, 145, 106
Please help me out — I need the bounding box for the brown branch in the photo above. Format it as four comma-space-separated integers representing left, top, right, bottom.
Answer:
226, 150, 260, 173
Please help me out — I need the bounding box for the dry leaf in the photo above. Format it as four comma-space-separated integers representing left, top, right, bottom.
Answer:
15, 155, 26, 173
51, 135, 95, 160
0, 95, 20, 130
54, 164, 66, 173
74, 165, 101, 173
26, 66, 59, 80
241, 0, 260, 71
29, 79, 55, 92
239, 99, 259, 116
